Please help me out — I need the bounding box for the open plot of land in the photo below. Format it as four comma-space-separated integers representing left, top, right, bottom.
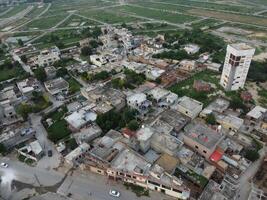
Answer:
0, 65, 27, 82
26, 4, 49, 18
134, 2, 191, 12
79, 9, 145, 24
59, 15, 100, 27
45, 1, 112, 17
169, 70, 222, 106
0, 4, 28, 18
23, 14, 68, 30
191, 18, 221, 29
152, 0, 260, 13
113, 5, 199, 24
187, 8, 267, 27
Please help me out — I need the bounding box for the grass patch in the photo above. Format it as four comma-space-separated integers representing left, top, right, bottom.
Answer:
0, 64, 27, 82
169, 70, 221, 106
66, 77, 81, 94
1, 5, 28, 18
124, 183, 149, 197
258, 88, 267, 106
47, 119, 71, 143
25, 14, 68, 30
79, 9, 143, 24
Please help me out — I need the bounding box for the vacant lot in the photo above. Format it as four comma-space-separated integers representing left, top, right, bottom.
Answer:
59, 15, 100, 27
187, 9, 267, 27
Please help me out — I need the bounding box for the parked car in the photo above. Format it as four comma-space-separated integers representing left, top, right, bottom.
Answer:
0, 162, 8, 168
109, 189, 120, 198
47, 150, 53, 157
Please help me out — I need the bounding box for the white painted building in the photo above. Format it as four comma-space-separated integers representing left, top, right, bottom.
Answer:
36, 46, 61, 67
220, 43, 255, 91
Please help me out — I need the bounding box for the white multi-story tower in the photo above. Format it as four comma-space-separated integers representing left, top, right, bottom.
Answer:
220, 43, 255, 91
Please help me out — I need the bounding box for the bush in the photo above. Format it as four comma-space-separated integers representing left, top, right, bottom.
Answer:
127, 120, 139, 131
34, 68, 47, 82
206, 113, 216, 125
244, 149, 260, 162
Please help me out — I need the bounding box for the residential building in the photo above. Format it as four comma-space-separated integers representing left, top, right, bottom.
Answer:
44, 66, 57, 79
136, 126, 155, 153
17, 140, 43, 161
183, 121, 225, 160
220, 43, 255, 91
65, 143, 90, 166
127, 93, 151, 114
178, 60, 196, 72
193, 80, 211, 92
36, 46, 60, 67
172, 96, 203, 119
184, 44, 200, 55
65, 106, 97, 131
44, 77, 69, 95
16, 78, 39, 97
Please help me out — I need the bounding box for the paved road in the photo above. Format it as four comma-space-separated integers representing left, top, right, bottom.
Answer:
237, 146, 266, 200
11, 51, 34, 75
0, 158, 173, 200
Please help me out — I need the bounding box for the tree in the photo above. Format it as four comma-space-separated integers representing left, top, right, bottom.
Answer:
56, 67, 68, 77
89, 40, 99, 49
111, 78, 125, 89
206, 113, 216, 125
20, 55, 27, 63
17, 103, 32, 120
92, 71, 110, 81
0, 143, 7, 155
34, 68, 47, 82
230, 96, 246, 110
244, 149, 260, 162
127, 120, 139, 131
17, 39, 24, 47
81, 46, 92, 56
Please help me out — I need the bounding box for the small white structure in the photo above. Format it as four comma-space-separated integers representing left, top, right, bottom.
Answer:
127, 93, 151, 113
178, 60, 196, 71
90, 54, 108, 67
17, 78, 39, 96
44, 77, 69, 95
184, 44, 200, 55
247, 106, 267, 121
65, 143, 90, 166
172, 96, 203, 119
136, 126, 155, 153
65, 107, 97, 130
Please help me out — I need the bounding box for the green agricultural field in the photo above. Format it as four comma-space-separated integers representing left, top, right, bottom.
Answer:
113, 5, 199, 24
191, 18, 221, 29
151, 0, 260, 14
1, 5, 28, 18
26, 4, 49, 18
59, 15, 100, 28
24, 14, 68, 30
135, 2, 191, 12
79, 9, 145, 24
187, 8, 267, 27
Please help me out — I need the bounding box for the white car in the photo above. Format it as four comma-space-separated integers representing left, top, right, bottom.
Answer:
0, 162, 8, 168
109, 189, 120, 198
